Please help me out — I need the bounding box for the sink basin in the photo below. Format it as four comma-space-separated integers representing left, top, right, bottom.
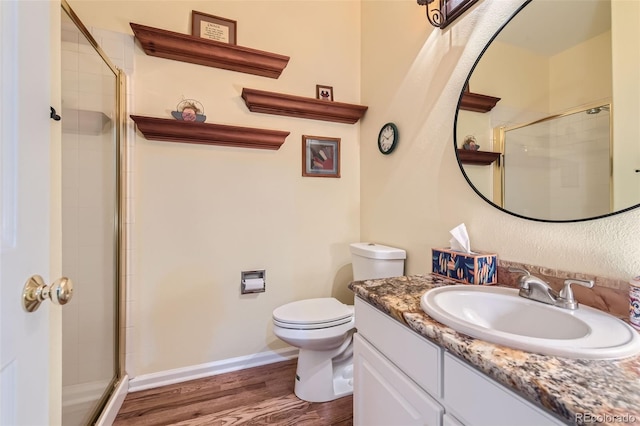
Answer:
421, 285, 640, 359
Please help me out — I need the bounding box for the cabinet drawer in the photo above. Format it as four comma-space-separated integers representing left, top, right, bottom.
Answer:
355, 297, 442, 397
444, 353, 565, 426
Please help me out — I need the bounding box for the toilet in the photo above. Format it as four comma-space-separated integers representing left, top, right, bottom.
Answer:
272, 242, 406, 402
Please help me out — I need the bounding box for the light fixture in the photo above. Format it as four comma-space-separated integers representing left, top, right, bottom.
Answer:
417, 0, 444, 27
417, 0, 480, 29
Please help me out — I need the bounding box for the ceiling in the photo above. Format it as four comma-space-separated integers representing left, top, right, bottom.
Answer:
497, 0, 611, 57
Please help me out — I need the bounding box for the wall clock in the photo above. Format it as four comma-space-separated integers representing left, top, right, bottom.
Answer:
378, 122, 399, 155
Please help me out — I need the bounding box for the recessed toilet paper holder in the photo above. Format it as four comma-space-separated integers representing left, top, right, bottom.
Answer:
241, 270, 266, 294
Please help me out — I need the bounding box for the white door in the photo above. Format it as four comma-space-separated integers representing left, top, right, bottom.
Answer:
1, 1, 61, 425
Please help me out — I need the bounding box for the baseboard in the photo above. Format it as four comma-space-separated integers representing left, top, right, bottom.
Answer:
128, 346, 298, 393
95, 375, 129, 426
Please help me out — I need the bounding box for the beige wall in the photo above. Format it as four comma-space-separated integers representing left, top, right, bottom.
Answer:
470, 30, 611, 126
70, 0, 361, 376
549, 31, 612, 113
360, 0, 640, 279
472, 40, 549, 127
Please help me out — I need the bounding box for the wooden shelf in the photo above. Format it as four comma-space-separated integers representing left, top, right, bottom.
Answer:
457, 149, 501, 165
460, 92, 501, 113
130, 23, 290, 79
241, 88, 368, 124
130, 115, 289, 150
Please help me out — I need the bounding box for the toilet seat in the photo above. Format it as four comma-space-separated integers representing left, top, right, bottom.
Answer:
273, 298, 354, 330
273, 316, 352, 330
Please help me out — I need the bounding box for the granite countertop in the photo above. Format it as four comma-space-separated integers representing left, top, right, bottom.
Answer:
348, 274, 640, 426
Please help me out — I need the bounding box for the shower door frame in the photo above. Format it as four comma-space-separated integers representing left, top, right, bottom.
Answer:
61, 1, 126, 423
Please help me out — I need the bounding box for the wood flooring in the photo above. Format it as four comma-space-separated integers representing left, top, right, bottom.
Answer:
113, 359, 353, 425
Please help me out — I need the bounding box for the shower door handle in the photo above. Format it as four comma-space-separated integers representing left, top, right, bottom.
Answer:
22, 275, 74, 312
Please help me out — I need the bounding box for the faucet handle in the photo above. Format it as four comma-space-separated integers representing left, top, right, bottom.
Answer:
508, 267, 530, 276
509, 267, 533, 290
559, 279, 594, 309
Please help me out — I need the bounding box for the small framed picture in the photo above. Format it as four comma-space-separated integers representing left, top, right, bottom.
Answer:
302, 135, 340, 178
192, 11, 237, 44
316, 85, 334, 101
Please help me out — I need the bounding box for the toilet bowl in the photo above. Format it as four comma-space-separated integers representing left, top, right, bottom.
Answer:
273, 297, 355, 402
272, 242, 406, 403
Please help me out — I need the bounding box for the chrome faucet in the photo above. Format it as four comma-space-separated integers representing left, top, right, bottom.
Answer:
509, 268, 594, 310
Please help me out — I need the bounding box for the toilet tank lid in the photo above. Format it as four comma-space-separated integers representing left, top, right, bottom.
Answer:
350, 243, 406, 260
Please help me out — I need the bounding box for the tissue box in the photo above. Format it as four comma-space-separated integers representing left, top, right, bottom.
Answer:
432, 248, 497, 285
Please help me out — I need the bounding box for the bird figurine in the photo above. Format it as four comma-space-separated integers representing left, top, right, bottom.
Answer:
171, 99, 206, 122
462, 135, 480, 151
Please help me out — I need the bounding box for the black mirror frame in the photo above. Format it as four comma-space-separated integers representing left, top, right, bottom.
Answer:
453, 0, 640, 223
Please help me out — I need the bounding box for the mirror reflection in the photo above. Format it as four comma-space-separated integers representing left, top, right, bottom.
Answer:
455, 0, 640, 222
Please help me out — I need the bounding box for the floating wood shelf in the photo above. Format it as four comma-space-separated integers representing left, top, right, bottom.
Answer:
460, 92, 501, 113
241, 88, 368, 124
130, 23, 290, 79
130, 115, 289, 150
457, 149, 501, 165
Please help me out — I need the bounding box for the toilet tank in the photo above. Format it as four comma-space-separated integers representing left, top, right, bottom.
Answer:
350, 243, 406, 281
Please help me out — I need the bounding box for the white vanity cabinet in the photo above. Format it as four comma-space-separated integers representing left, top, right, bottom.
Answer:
354, 297, 567, 426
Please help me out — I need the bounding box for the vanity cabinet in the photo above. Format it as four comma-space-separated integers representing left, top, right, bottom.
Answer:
354, 297, 566, 426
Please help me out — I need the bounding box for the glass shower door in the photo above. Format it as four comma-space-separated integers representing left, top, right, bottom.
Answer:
503, 106, 612, 220
60, 5, 121, 424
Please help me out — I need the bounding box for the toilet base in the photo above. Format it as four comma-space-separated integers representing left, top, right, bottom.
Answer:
293, 331, 354, 402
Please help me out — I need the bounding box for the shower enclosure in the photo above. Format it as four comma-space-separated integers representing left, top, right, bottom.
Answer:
60, 2, 125, 424
499, 104, 612, 221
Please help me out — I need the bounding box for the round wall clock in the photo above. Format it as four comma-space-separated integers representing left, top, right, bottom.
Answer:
378, 122, 399, 155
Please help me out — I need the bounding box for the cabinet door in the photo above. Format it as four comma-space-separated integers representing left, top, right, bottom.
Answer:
443, 413, 465, 426
354, 334, 444, 426
444, 353, 565, 426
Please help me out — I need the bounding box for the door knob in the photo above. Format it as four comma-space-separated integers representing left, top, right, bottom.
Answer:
22, 275, 74, 312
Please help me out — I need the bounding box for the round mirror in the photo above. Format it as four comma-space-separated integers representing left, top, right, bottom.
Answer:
455, 0, 640, 222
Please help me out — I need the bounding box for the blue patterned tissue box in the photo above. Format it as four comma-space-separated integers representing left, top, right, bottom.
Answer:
432, 248, 497, 285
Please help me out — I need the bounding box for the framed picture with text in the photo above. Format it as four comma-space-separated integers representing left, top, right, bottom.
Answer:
192, 11, 237, 44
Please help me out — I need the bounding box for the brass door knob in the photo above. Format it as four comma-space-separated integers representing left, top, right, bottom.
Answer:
22, 275, 74, 312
